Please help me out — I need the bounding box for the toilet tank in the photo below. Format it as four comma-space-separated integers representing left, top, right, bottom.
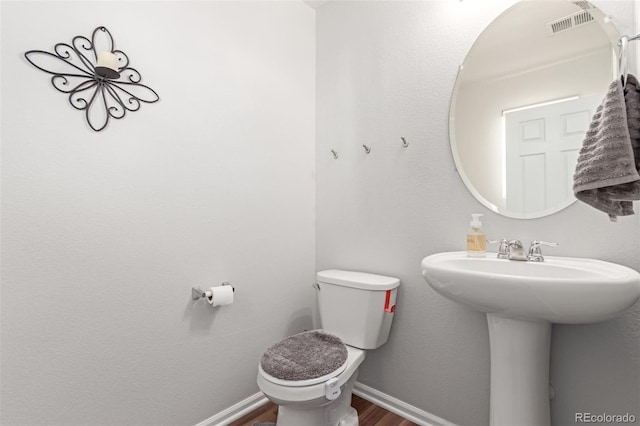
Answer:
316, 270, 400, 350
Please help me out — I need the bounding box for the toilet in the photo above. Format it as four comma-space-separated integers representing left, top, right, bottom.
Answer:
257, 269, 400, 426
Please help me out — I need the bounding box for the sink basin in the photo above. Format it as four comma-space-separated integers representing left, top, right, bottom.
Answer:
421, 251, 640, 323
421, 251, 640, 426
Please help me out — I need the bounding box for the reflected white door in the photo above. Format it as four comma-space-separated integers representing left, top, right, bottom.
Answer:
504, 97, 600, 218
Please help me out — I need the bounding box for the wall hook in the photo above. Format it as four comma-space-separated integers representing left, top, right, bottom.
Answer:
331, 149, 339, 159
401, 137, 409, 147
362, 144, 371, 154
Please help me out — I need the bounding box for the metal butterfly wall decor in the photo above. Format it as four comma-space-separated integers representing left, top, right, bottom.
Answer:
25, 26, 160, 132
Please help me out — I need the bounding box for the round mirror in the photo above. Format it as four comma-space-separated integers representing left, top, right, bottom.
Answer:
450, 0, 620, 219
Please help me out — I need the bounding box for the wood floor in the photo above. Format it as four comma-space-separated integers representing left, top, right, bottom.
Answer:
227, 395, 418, 426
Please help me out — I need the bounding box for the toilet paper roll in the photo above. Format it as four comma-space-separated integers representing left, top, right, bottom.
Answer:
206, 285, 234, 307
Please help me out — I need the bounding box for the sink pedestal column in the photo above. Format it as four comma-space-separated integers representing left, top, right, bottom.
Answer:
487, 314, 551, 426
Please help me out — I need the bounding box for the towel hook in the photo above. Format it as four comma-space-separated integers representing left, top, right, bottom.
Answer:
400, 137, 409, 147
619, 35, 629, 88
618, 33, 640, 88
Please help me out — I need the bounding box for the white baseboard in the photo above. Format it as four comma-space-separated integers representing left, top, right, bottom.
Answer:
353, 382, 458, 426
194, 391, 269, 426
196, 382, 458, 426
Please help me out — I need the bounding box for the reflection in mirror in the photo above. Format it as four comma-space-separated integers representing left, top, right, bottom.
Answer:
450, 1, 620, 219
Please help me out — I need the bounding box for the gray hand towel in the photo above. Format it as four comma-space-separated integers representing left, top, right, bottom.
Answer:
573, 74, 640, 220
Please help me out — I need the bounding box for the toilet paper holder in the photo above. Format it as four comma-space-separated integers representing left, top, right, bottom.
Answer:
191, 282, 234, 301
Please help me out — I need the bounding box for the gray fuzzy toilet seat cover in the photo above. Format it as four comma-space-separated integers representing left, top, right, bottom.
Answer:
260, 330, 348, 381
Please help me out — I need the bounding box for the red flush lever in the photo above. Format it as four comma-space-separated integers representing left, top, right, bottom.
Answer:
384, 290, 396, 313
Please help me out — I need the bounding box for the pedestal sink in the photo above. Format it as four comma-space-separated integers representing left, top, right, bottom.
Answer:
421, 252, 640, 426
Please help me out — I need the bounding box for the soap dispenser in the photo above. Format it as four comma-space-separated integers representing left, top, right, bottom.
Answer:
467, 213, 486, 257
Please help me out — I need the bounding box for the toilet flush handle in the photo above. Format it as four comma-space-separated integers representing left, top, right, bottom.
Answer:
384, 290, 396, 313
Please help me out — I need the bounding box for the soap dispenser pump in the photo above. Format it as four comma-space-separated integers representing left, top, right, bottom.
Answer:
467, 213, 486, 257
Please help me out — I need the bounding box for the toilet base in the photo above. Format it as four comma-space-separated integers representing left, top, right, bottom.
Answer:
274, 371, 359, 426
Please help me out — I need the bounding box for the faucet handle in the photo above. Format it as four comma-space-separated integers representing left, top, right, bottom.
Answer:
488, 238, 509, 259
528, 240, 558, 262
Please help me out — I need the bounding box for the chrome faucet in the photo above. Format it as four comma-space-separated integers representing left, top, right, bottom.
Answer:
507, 240, 528, 261
489, 239, 558, 261
527, 240, 558, 262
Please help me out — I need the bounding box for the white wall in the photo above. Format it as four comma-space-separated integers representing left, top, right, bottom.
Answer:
0, 2, 315, 425
316, 1, 640, 425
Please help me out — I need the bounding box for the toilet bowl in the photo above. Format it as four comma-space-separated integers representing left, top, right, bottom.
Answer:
257, 344, 365, 426
257, 270, 400, 426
